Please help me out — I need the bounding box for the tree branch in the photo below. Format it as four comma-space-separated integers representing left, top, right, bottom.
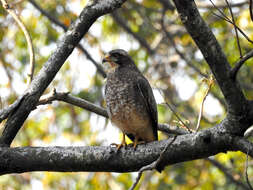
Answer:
209, 0, 253, 45
230, 49, 253, 79
172, 0, 248, 131
0, 0, 127, 147
224, 0, 242, 58
28, 0, 107, 78
38, 90, 108, 118
0, 128, 238, 175
0, 93, 28, 123
250, 0, 253, 22
197, 1, 248, 9
196, 76, 214, 132
232, 137, 253, 158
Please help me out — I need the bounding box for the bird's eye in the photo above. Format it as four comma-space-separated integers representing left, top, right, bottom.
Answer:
113, 53, 120, 58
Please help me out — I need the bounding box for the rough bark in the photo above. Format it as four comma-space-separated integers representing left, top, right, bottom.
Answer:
0, 127, 237, 175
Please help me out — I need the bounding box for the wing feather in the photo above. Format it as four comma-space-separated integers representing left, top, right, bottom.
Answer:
136, 76, 158, 140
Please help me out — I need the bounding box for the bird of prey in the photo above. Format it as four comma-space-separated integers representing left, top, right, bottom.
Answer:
102, 49, 158, 150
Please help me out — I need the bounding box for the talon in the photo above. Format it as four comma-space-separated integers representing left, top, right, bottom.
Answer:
111, 133, 127, 151
133, 138, 138, 150
116, 143, 125, 151
133, 137, 141, 150
132, 138, 145, 150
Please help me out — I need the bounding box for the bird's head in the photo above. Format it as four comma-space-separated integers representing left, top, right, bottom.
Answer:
102, 49, 135, 73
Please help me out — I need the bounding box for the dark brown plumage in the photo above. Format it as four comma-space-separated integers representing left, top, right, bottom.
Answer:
102, 49, 158, 149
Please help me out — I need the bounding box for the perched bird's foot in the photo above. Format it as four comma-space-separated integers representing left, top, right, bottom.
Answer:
110, 142, 127, 152
113, 133, 127, 151
130, 140, 145, 150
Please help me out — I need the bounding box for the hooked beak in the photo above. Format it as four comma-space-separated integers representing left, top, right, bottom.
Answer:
102, 54, 118, 73
102, 54, 111, 63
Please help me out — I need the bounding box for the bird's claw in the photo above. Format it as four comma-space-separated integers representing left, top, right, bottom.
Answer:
129, 140, 145, 150
110, 142, 127, 151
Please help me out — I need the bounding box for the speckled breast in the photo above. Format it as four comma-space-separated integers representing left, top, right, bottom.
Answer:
105, 76, 137, 121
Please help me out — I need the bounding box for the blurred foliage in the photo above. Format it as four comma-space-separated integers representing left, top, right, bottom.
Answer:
0, 0, 253, 189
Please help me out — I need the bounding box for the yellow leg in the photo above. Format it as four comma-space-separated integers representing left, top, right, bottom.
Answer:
132, 138, 146, 150
117, 134, 127, 150
111, 133, 127, 151
133, 137, 139, 150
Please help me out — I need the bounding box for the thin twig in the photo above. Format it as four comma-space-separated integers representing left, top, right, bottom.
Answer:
129, 136, 177, 190
164, 101, 192, 133
210, 0, 253, 44
244, 125, 253, 138
209, 0, 231, 21
1, 0, 35, 85
155, 136, 177, 172
211, 11, 231, 23
225, 0, 242, 57
38, 88, 58, 104
195, 75, 214, 132
128, 165, 151, 190
158, 123, 190, 135
197, 1, 248, 9
230, 49, 253, 79
213, 11, 253, 43
245, 147, 253, 190
157, 88, 192, 133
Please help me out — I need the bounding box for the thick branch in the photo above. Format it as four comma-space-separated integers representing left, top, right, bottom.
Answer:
0, 0, 127, 146
172, 0, 247, 117
0, 128, 237, 175
28, 0, 106, 78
